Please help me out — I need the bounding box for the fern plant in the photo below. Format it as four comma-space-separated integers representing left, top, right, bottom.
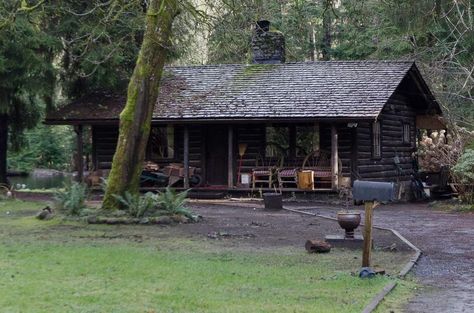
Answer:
112, 191, 158, 218
156, 187, 192, 218
54, 182, 88, 216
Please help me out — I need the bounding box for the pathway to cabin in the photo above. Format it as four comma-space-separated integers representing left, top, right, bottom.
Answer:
290, 202, 474, 313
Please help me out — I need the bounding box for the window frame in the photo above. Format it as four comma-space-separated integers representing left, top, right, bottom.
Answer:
371, 121, 382, 159
402, 123, 411, 145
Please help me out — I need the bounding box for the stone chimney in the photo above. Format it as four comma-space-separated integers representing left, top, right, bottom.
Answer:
251, 20, 286, 64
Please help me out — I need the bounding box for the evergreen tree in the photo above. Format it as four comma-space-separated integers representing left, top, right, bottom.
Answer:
0, 1, 59, 185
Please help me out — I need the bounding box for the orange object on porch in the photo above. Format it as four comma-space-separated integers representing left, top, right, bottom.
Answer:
298, 170, 314, 190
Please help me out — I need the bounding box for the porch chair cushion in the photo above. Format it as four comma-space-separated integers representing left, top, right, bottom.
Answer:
278, 168, 299, 177
253, 170, 272, 176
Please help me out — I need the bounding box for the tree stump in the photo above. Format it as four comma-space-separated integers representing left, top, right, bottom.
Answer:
305, 240, 331, 253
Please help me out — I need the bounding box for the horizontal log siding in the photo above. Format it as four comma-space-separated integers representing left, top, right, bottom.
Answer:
236, 125, 265, 174
336, 125, 354, 178
92, 126, 118, 169
356, 91, 417, 182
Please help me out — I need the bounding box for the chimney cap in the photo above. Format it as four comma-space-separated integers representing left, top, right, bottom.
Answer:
256, 20, 270, 33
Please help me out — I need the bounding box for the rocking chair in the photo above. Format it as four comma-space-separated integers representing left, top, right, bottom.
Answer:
302, 150, 339, 188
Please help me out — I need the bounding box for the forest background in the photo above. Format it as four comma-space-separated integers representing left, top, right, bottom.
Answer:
1, 0, 472, 173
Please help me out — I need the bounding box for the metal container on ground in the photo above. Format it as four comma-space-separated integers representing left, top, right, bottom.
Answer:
263, 193, 283, 210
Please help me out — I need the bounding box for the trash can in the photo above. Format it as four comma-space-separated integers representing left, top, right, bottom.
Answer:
263, 193, 283, 210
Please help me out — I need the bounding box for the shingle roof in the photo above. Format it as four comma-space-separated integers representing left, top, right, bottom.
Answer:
46, 61, 425, 123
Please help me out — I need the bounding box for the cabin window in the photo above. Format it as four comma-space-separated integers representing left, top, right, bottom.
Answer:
403, 123, 410, 144
147, 125, 175, 160
372, 121, 381, 158
296, 124, 320, 157
265, 126, 290, 158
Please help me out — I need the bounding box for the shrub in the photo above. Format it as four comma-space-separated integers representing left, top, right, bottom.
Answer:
54, 182, 88, 215
156, 187, 192, 218
112, 192, 158, 218
452, 149, 474, 204
112, 188, 193, 219
417, 127, 474, 172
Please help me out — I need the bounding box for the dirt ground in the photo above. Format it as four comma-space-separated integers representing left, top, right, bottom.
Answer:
180, 201, 409, 253
14, 192, 407, 251
290, 202, 474, 313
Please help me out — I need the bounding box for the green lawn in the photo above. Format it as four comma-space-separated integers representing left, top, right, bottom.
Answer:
0, 199, 415, 313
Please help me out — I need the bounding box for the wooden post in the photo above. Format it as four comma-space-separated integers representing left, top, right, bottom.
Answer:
362, 201, 377, 267
228, 125, 234, 188
183, 126, 190, 189
331, 124, 339, 190
74, 125, 84, 182
91, 126, 98, 170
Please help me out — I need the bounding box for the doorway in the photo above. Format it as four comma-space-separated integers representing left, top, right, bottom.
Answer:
205, 125, 228, 186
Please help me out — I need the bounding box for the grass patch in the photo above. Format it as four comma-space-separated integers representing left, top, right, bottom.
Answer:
374, 277, 418, 313
0, 199, 45, 214
429, 200, 474, 213
0, 199, 414, 313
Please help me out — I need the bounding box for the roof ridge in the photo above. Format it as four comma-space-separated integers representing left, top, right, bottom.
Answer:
165, 60, 415, 69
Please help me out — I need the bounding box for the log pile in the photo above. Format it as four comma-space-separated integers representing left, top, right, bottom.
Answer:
305, 240, 331, 253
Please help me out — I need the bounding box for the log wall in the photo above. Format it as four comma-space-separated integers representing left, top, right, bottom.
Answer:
355, 91, 417, 182
92, 126, 118, 170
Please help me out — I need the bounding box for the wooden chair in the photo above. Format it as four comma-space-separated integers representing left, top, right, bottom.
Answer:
252, 154, 283, 189
277, 168, 299, 189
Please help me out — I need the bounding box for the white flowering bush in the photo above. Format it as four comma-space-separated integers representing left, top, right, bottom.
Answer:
418, 128, 474, 172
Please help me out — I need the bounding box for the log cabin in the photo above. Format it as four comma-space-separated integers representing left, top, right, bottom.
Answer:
45, 21, 443, 196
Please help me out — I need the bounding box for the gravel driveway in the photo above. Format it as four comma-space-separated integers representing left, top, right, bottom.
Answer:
290, 202, 474, 313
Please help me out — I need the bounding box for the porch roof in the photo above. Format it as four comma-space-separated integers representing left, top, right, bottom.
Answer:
46, 61, 440, 124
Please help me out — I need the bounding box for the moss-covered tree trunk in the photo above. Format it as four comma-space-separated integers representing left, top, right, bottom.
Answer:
102, 0, 179, 210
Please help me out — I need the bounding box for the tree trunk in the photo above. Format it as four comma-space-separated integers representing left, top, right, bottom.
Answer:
0, 114, 8, 186
102, 0, 179, 210
321, 12, 332, 60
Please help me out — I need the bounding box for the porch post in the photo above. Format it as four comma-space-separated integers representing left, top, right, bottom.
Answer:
74, 125, 84, 182
183, 126, 190, 189
331, 124, 339, 190
228, 125, 234, 188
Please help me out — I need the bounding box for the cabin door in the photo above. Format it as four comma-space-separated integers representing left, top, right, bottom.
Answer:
205, 125, 228, 186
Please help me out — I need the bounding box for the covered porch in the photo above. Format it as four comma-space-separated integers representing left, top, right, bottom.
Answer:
84, 120, 357, 192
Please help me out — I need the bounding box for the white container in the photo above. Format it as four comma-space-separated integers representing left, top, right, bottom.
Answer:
241, 173, 251, 186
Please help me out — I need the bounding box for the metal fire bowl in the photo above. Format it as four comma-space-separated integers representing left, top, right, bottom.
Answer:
337, 211, 361, 235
